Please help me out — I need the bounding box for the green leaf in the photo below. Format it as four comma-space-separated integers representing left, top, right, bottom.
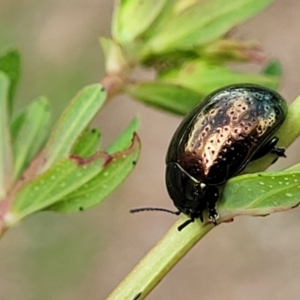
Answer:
159, 60, 280, 95
275, 94, 300, 149
141, 49, 199, 69
0, 49, 21, 114
13, 97, 51, 179
141, 39, 264, 68
200, 39, 264, 63
71, 128, 101, 158
218, 167, 300, 222
126, 82, 203, 115
143, 0, 273, 56
42, 84, 106, 172
48, 134, 140, 213
10, 111, 26, 142
260, 60, 282, 90
10, 153, 109, 222
112, 0, 169, 44
0, 72, 13, 199
262, 60, 282, 77
106, 116, 140, 154
100, 37, 129, 74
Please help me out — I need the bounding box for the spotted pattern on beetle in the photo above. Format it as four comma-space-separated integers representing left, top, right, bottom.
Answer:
176, 87, 287, 183
165, 84, 287, 228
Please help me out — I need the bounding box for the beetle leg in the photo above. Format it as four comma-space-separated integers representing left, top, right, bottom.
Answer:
208, 209, 218, 225
177, 216, 195, 231
251, 136, 286, 161
198, 211, 204, 222
206, 186, 219, 225
270, 147, 286, 157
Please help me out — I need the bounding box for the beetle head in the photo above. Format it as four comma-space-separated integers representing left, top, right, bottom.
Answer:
165, 162, 207, 220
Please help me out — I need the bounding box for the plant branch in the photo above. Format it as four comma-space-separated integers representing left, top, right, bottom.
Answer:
106, 215, 213, 300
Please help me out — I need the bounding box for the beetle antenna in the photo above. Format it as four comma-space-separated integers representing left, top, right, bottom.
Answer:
130, 207, 180, 215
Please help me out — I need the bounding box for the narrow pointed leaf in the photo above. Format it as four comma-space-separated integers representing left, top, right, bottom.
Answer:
13, 97, 51, 179
100, 38, 129, 74
144, 0, 273, 55
126, 82, 203, 115
0, 49, 21, 114
10, 153, 109, 220
200, 39, 264, 64
72, 128, 101, 158
112, 0, 169, 44
42, 84, 106, 172
262, 60, 282, 77
0, 73, 13, 199
218, 167, 300, 222
160, 60, 279, 95
10, 111, 26, 142
49, 134, 140, 213
106, 116, 140, 154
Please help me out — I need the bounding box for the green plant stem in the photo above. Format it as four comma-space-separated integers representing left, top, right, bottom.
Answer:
106, 215, 213, 300
276, 94, 300, 148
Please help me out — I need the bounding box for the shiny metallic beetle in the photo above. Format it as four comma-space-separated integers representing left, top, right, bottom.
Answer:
130, 84, 288, 230
166, 84, 287, 230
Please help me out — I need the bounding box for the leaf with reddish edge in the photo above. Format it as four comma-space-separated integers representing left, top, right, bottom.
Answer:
9, 152, 111, 223
106, 116, 140, 154
71, 128, 101, 158
48, 133, 140, 213
42, 84, 106, 172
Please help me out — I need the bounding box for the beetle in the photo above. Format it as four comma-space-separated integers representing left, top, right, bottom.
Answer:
131, 84, 288, 231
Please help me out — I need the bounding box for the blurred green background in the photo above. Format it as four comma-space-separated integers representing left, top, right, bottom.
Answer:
1, 1, 300, 300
